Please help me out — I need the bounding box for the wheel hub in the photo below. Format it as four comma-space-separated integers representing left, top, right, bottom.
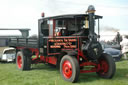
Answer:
62, 60, 72, 79
17, 56, 22, 68
100, 60, 109, 74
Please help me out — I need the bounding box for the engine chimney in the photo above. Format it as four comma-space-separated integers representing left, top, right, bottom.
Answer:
87, 5, 96, 41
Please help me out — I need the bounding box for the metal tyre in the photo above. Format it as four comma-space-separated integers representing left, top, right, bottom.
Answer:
60, 55, 80, 83
16, 51, 31, 70
96, 53, 116, 78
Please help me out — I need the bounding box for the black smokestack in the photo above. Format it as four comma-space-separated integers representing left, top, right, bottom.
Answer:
87, 5, 96, 41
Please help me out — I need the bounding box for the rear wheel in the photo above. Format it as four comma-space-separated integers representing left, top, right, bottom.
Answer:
60, 55, 80, 83
16, 51, 31, 70
97, 53, 116, 78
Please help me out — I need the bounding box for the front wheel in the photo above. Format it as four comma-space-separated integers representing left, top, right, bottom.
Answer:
60, 55, 80, 83
96, 53, 116, 78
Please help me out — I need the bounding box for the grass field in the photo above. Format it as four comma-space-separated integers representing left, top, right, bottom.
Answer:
0, 61, 128, 85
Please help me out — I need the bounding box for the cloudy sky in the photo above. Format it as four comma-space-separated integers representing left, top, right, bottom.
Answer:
0, 0, 127, 36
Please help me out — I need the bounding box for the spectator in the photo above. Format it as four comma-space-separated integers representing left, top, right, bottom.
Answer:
120, 35, 128, 59
115, 32, 122, 44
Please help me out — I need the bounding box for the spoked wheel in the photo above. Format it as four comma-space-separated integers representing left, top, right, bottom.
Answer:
60, 55, 80, 83
16, 51, 31, 70
97, 53, 116, 78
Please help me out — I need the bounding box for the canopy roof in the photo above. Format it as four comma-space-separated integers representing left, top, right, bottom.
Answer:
43, 14, 103, 20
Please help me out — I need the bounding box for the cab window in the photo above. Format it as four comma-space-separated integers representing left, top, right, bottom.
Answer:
41, 20, 49, 36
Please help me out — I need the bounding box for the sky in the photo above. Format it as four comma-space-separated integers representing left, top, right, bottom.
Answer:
0, 0, 128, 36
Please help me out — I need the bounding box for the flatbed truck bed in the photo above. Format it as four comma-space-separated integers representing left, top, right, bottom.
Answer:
9, 38, 38, 48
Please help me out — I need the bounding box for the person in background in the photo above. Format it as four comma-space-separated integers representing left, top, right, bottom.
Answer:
120, 35, 128, 60
115, 32, 122, 45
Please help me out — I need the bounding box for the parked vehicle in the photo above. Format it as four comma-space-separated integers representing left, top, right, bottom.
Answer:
8, 5, 116, 82
101, 42, 122, 62
0, 48, 16, 62
104, 48, 122, 62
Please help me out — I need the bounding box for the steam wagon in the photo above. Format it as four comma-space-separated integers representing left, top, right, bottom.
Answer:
9, 5, 116, 82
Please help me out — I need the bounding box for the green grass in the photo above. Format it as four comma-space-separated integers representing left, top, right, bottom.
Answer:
0, 61, 128, 85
